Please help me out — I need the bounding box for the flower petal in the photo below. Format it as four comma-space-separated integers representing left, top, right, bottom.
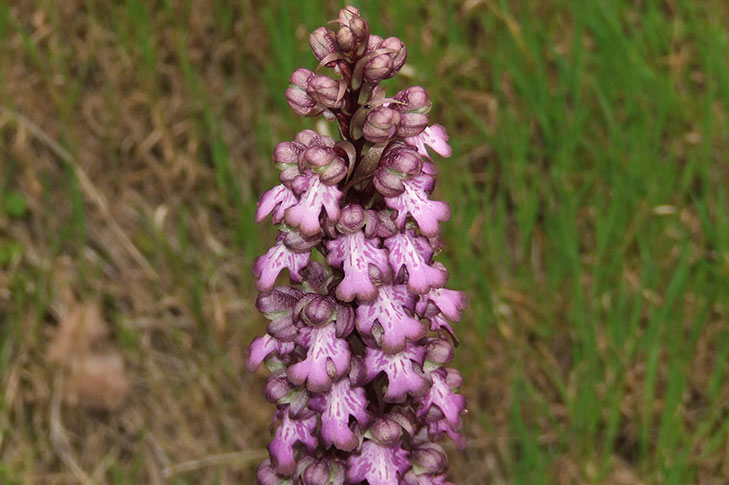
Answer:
287, 323, 351, 392
404, 124, 452, 160
356, 284, 425, 353
347, 440, 409, 485
326, 231, 391, 302
313, 377, 369, 451
416, 367, 466, 430
269, 410, 318, 475
247, 334, 295, 372
365, 343, 430, 401
385, 175, 450, 237
385, 231, 447, 294
253, 235, 311, 292
285, 173, 342, 235
255, 184, 298, 224
416, 287, 467, 322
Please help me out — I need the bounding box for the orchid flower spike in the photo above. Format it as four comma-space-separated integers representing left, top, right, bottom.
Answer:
249, 6, 466, 484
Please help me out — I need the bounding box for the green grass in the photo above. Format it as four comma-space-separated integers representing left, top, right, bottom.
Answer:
1, 0, 728, 483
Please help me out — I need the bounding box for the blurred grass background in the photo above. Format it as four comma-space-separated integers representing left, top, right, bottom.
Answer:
1, 0, 729, 483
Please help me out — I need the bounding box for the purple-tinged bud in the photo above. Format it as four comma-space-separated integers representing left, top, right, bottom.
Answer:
425, 338, 455, 365
256, 287, 302, 316
264, 371, 293, 403
285, 389, 312, 419
445, 367, 464, 388
290, 67, 314, 89
338, 5, 360, 23
273, 140, 304, 167
398, 112, 429, 138
278, 166, 300, 189
336, 204, 365, 234
307, 75, 344, 109
363, 209, 379, 239
286, 69, 322, 117
336, 25, 355, 53
300, 261, 330, 294
295, 294, 336, 327
388, 406, 417, 436
349, 355, 367, 386
366, 34, 383, 53
309, 27, 337, 63
394, 86, 432, 113
412, 442, 448, 474
256, 459, 287, 485
266, 316, 298, 342
302, 146, 337, 169
381, 37, 407, 75
423, 405, 445, 423
317, 158, 347, 185
334, 303, 355, 338
337, 17, 369, 58
369, 416, 403, 446
302, 458, 330, 485
282, 229, 321, 252
381, 145, 423, 176
295, 129, 332, 148
363, 106, 400, 143
373, 170, 405, 197
363, 54, 394, 84
336, 6, 369, 59
376, 210, 399, 238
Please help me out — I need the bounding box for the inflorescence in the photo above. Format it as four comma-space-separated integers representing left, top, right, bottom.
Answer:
249, 6, 467, 484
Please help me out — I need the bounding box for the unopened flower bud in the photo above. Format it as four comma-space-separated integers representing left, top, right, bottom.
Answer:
317, 158, 347, 185
302, 146, 337, 169
336, 9, 369, 59
264, 372, 293, 403
266, 316, 297, 341
338, 5, 360, 23
381, 145, 423, 177
256, 287, 302, 316
373, 169, 405, 197
301, 457, 346, 485
362, 106, 400, 143
367, 34, 383, 53
363, 209, 378, 238
283, 230, 321, 252
309, 27, 337, 63
445, 367, 464, 388
369, 416, 403, 446
376, 210, 398, 238
302, 458, 330, 485
425, 338, 455, 365
295, 128, 332, 148
256, 459, 286, 485
363, 54, 394, 84
296, 294, 336, 327
334, 303, 355, 338
394, 86, 431, 113
337, 204, 365, 233
397, 112, 429, 138
307, 75, 344, 109
300, 261, 330, 294
412, 443, 448, 474
349, 356, 367, 386
278, 165, 300, 189
286, 69, 322, 117
381, 37, 407, 75
273, 140, 304, 167
336, 26, 355, 53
